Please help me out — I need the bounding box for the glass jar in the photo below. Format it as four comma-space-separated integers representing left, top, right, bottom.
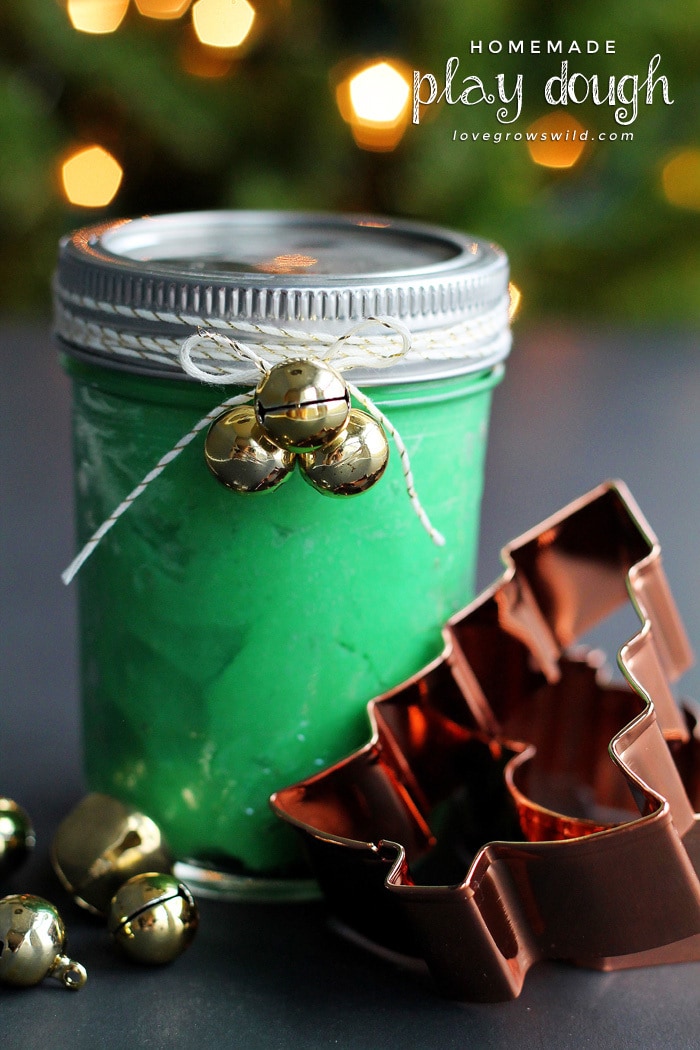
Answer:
54, 210, 511, 899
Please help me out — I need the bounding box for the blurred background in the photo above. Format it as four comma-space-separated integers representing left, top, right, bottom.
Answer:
1, 0, 698, 321
2, 12, 700, 1043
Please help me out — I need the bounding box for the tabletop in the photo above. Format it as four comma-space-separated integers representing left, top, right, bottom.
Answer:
2, 321, 699, 1049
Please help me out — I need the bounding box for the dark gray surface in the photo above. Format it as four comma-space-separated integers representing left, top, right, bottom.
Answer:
2, 322, 699, 1048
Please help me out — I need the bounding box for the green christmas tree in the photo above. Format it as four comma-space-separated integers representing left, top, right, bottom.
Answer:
0, 0, 697, 320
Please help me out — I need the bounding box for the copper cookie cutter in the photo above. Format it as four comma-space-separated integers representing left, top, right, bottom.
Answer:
272, 481, 700, 1002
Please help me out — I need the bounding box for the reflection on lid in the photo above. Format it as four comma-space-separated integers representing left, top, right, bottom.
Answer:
257, 253, 319, 274
96, 214, 472, 274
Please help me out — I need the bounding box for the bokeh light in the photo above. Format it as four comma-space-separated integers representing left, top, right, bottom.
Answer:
349, 62, 410, 124
192, 0, 255, 48
135, 0, 192, 18
526, 111, 588, 170
180, 26, 234, 77
661, 149, 700, 211
67, 0, 130, 34
61, 145, 124, 207
508, 282, 522, 321
336, 60, 412, 152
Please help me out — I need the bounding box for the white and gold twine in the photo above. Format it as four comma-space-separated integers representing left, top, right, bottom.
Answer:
53, 287, 510, 377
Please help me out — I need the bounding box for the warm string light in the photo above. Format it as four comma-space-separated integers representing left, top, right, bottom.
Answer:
61, 0, 257, 201
179, 25, 235, 77
508, 282, 522, 321
135, 0, 192, 18
336, 59, 412, 152
65, 0, 256, 36
661, 149, 700, 211
61, 145, 123, 207
349, 63, 409, 123
191, 0, 255, 48
67, 0, 129, 34
526, 111, 588, 170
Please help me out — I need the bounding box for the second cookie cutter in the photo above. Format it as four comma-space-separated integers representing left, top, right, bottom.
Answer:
272, 481, 700, 1001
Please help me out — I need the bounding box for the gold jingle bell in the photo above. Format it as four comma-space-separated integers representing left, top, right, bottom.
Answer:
299, 408, 389, 496
204, 405, 295, 493
51, 793, 173, 916
0, 894, 87, 990
0, 798, 35, 879
108, 872, 199, 965
255, 359, 350, 452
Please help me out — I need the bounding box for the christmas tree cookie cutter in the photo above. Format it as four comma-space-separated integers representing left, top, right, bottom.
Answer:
271, 481, 700, 1001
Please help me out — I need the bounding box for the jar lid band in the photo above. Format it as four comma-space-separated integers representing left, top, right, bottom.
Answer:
54, 211, 512, 384
53, 288, 512, 386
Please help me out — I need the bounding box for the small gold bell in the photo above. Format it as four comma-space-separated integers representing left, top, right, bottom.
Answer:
0, 798, 35, 879
0, 895, 87, 990
204, 405, 295, 492
299, 409, 389, 496
108, 872, 199, 965
51, 793, 173, 916
255, 359, 350, 452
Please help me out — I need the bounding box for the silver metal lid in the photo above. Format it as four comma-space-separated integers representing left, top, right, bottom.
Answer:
54, 210, 511, 385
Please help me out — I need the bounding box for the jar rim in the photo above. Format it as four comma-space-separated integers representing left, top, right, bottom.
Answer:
60, 209, 506, 287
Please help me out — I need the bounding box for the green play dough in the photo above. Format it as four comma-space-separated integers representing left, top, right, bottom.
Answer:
64, 355, 502, 877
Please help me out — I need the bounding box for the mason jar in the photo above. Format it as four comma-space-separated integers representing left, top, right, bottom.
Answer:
53, 210, 511, 899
